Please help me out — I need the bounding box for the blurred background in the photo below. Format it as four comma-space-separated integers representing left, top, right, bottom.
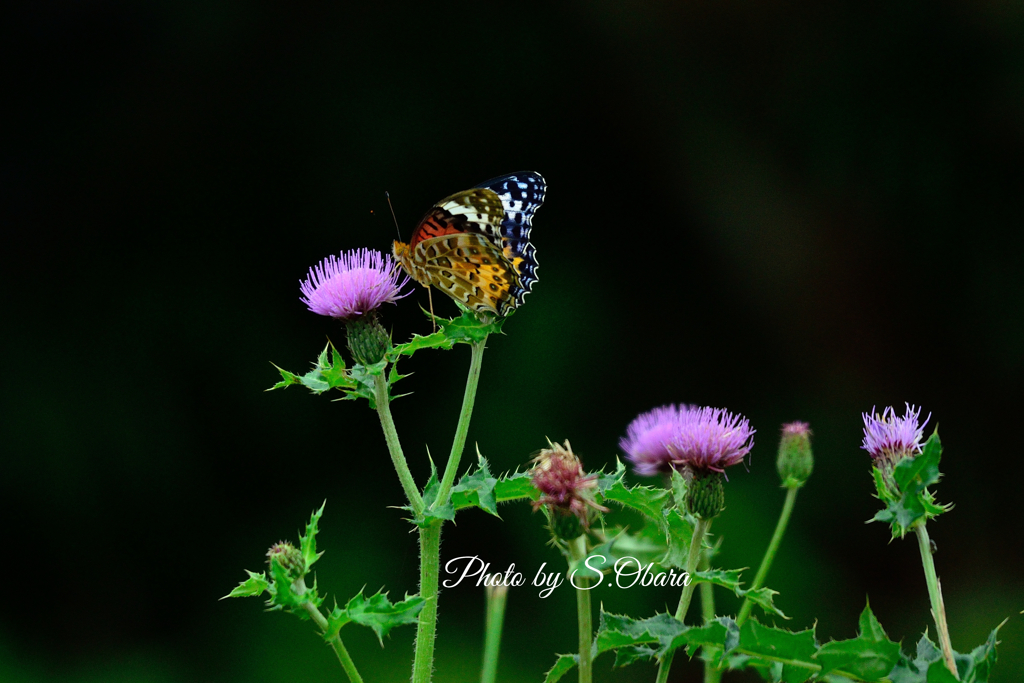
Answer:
3, 1, 1023, 681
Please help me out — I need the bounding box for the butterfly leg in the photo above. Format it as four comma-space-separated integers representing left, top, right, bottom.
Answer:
428, 287, 436, 334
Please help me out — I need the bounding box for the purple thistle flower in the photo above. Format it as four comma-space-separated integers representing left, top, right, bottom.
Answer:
620, 405, 685, 476
669, 406, 755, 474
861, 403, 930, 467
621, 405, 755, 477
299, 248, 410, 321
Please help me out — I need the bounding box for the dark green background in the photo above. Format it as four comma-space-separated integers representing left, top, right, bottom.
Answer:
3, 2, 1022, 681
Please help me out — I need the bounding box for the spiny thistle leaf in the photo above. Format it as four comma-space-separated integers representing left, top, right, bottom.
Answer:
542, 654, 579, 683
870, 430, 951, 538
300, 502, 326, 570
815, 603, 900, 679
613, 645, 658, 667
492, 470, 538, 502
387, 330, 454, 359
328, 589, 424, 646
451, 452, 499, 516
413, 462, 454, 527
596, 611, 687, 656
738, 619, 818, 683
223, 570, 270, 599
437, 305, 506, 343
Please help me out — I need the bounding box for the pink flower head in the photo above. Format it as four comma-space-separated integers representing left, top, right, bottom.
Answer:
622, 405, 755, 477
782, 421, 811, 438
531, 440, 608, 530
861, 403, 930, 467
300, 248, 410, 321
668, 406, 755, 474
620, 404, 685, 476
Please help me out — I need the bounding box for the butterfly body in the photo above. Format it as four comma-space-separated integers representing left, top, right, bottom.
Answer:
393, 172, 545, 317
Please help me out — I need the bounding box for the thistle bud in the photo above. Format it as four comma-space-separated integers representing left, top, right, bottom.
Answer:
266, 541, 305, 584
777, 421, 813, 488
530, 440, 609, 540
345, 313, 389, 366
686, 470, 725, 519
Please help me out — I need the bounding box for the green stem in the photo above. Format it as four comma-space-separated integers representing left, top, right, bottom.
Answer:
736, 485, 799, 626
700, 549, 718, 683
568, 536, 593, 683
914, 522, 958, 679
373, 373, 424, 515
412, 522, 442, 683
300, 588, 365, 683
699, 553, 715, 626
432, 338, 487, 509
656, 517, 712, 683
480, 581, 509, 683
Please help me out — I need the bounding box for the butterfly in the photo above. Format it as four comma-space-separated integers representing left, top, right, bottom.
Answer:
392, 171, 545, 317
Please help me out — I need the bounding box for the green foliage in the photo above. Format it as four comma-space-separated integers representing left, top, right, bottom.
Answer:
269, 343, 358, 394
542, 654, 579, 683
300, 501, 326, 571
870, 431, 952, 538
428, 304, 507, 344
585, 603, 916, 682
269, 307, 503, 409
223, 570, 269, 599
692, 569, 786, 619
595, 460, 695, 568
325, 589, 425, 645
450, 451, 500, 516
413, 460, 455, 527
225, 505, 329, 617
454, 459, 537, 511
888, 622, 1004, 683
815, 603, 901, 679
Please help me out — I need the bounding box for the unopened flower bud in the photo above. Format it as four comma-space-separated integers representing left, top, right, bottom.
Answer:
777, 421, 813, 488
266, 541, 305, 583
345, 313, 389, 365
687, 470, 725, 519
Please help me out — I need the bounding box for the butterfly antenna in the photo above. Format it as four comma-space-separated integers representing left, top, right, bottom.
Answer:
385, 191, 402, 241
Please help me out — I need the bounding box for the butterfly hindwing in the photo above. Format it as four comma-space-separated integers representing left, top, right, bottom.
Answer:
412, 233, 524, 317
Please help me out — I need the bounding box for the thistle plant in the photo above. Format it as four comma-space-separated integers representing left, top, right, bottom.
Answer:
226, 188, 1005, 683
863, 404, 961, 679
530, 440, 609, 683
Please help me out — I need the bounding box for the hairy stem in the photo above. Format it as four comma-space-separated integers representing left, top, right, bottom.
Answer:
915, 522, 958, 679
656, 517, 712, 683
568, 536, 593, 683
480, 581, 509, 683
737, 485, 799, 626
700, 549, 718, 683
412, 522, 442, 683
412, 337, 488, 683
373, 373, 424, 515
432, 338, 487, 509
299, 587, 364, 683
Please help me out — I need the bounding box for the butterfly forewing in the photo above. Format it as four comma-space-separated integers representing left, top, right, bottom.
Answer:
409, 189, 506, 249
474, 171, 545, 300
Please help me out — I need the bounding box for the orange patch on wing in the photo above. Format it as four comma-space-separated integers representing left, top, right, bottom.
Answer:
409, 214, 462, 249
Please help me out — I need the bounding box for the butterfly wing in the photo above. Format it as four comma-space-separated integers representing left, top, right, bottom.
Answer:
394, 171, 545, 316
474, 171, 545, 302
408, 188, 507, 250
409, 232, 523, 317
